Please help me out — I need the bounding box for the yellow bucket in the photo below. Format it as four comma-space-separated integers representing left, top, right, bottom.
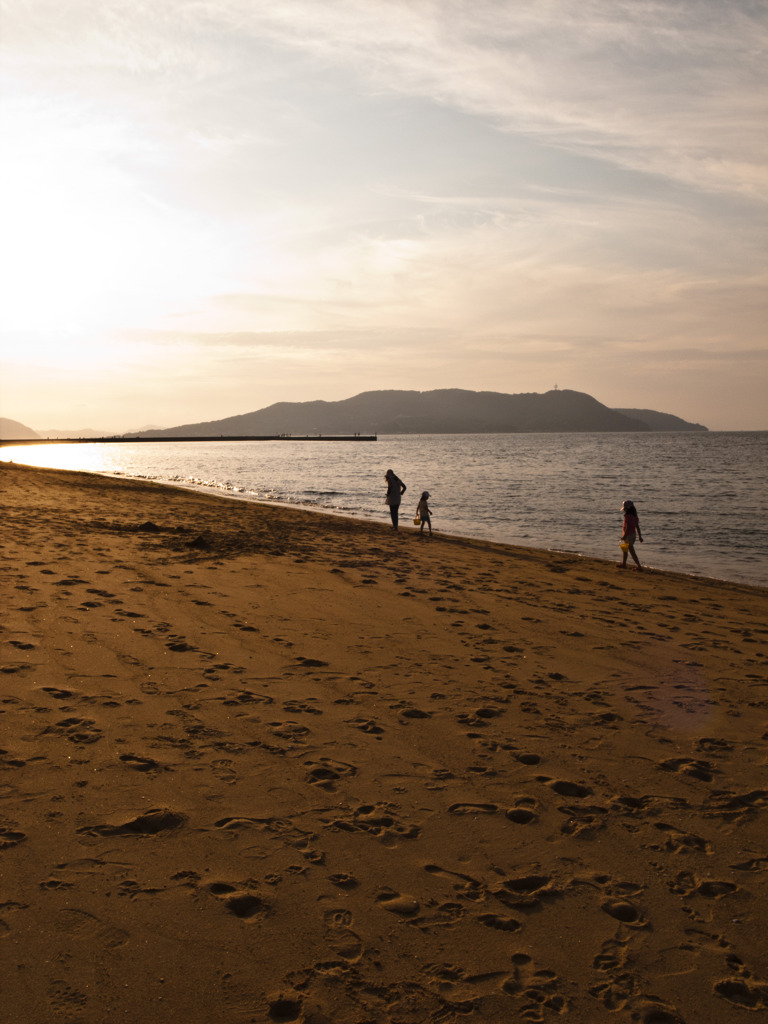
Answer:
413, 517, 421, 526
619, 541, 629, 553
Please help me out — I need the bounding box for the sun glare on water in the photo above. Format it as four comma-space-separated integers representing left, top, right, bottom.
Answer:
0, 443, 112, 473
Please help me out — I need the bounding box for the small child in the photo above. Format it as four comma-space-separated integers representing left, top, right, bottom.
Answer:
416, 491, 432, 537
618, 499, 643, 570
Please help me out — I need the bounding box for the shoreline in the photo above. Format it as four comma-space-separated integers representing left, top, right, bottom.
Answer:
19, 458, 768, 593
2, 459, 767, 1023
2, 434, 766, 590
105, 473, 768, 593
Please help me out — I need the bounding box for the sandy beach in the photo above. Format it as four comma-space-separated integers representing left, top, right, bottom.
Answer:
1, 460, 767, 1024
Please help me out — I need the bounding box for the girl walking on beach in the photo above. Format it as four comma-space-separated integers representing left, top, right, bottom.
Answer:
416, 491, 432, 537
618, 499, 643, 570
384, 469, 406, 530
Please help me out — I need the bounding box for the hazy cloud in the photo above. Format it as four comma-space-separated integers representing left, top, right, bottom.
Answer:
0, 0, 765, 430
5, 1, 765, 196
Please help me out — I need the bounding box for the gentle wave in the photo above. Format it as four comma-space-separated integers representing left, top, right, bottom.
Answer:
2, 432, 766, 588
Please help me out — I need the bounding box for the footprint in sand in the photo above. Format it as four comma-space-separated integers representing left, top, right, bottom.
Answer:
7, 639, 36, 651
477, 912, 522, 933
221, 689, 274, 707
558, 802, 608, 837
210, 758, 238, 783
0, 825, 27, 849
347, 717, 384, 735
730, 855, 768, 872
668, 871, 739, 900
213, 816, 258, 833
376, 890, 420, 916
165, 637, 197, 653
546, 778, 593, 799
47, 981, 89, 1013
399, 706, 431, 720
648, 822, 711, 854
592, 935, 631, 973
589, 972, 637, 1012
224, 893, 270, 920
0, 751, 27, 769
41, 717, 102, 745
269, 722, 311, 744
702, 788, 767, 822
207, 881, 271, 921
493, 874, 557, 910
76, 808, 186, 838
323, 908, 363, 962
456, 710, 490, 729
326, 803, 421, 843
627, 997, 686, 1024
601, 899, 646, 926
328, 872, 359, 890
695, 736, 734, 755
506, 798, 539, 825
282, 700, 322, 716
658, 757, 716, 782
448, 802, 499, 815
714, 976, 768, 1011
305, 758, 357, 791
501, 952, 567, 1017
53, 908, 129, 948
265, 994, 303, 1022
40, 877, 75, 891
119, 753, 163, 773
424, 863, 485, 901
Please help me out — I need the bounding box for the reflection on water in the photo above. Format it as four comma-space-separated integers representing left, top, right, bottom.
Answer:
2, 433, 766, 588
0, 443, 113, 474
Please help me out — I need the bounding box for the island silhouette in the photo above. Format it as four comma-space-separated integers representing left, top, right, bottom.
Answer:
125, 388, 706, 438
2, 389, 707, 441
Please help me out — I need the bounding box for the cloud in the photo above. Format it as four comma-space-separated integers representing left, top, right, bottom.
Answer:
221, 0, 768, 200
1, 0, 765, 430
5, 0, 765, 200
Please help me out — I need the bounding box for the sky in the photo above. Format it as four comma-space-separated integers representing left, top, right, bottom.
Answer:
1, 0, 766, 432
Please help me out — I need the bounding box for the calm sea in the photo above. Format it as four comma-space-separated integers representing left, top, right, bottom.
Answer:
2, 432, 766, 588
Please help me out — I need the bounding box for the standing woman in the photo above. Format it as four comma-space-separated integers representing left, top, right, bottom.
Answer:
384, 469, 407, 530
619, 499, 643, 570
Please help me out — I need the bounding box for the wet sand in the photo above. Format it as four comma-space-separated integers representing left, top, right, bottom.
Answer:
1, 460, 767, 1023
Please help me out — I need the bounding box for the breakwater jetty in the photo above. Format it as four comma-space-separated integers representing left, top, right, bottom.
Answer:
1, 434, 377, 446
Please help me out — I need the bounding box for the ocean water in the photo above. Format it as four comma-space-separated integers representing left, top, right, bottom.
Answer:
2, 432, 766, 588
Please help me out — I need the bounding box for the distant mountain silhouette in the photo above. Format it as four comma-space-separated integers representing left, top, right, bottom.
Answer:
613, 408, 707, 431
0, 418, 39, 440
36, 427, 106, 439
128, 389, 708, 437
